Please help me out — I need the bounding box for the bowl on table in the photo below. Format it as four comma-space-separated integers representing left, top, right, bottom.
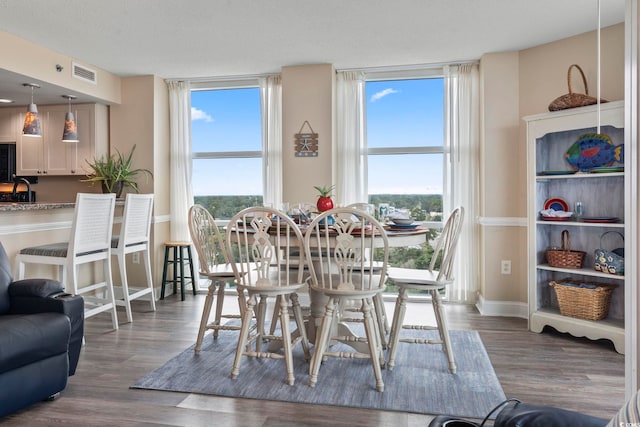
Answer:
391, 217, 414, 226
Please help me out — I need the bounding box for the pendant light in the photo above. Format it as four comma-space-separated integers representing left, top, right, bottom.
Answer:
22, 83, 41, 137
61, 95, 79, 142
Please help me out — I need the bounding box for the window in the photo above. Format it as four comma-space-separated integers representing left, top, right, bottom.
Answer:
191, 85, 263, 219
366, 77, 445, 224
366, 77, 447, 293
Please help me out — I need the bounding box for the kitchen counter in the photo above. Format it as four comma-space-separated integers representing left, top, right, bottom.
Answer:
0, 198, 128, 212
0, 202, 76, 212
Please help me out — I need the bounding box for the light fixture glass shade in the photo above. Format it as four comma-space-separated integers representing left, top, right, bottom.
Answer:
22, 103, 41, 137
62, 111, 79, 142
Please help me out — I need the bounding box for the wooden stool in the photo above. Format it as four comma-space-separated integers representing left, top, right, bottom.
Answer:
160, 241, 196, 301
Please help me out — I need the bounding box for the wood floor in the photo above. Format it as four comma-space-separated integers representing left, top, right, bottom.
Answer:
1, 292, 625, 426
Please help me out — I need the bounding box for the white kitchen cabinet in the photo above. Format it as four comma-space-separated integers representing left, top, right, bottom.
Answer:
0, 107, 22, 143
16, 103, 108, 176
524, 100, 626, 354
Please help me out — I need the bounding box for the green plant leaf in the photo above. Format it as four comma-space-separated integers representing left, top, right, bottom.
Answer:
81, 144, 153, 193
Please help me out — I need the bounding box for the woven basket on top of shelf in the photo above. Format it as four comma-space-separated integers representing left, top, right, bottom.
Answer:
545, 229, 586, 269
549, 278, 617, 321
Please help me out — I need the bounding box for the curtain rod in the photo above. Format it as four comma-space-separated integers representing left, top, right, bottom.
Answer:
165, 72, 279, 84
336, 60, 479, 74
166, 59, 479, 83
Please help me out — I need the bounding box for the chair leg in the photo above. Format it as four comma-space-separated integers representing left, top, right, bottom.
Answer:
432, 289, 456, 374
117, 252, 133, 324
236, 287, 247, 319
309, 296, 336, 388
269, 300, 280, 335
67, 260, 78, 298
290, 292, 310, 360
230, 294, 256, 380
373, 293, 388, 349
104, 256, 119, 330
186, 245, 197, 295
213, 279, 226, 338
387, 287, 408, 371
160, 246, 170, 300
142, 249, 156, 311
362, 297, 384, 392
16, 258, 25, 280
177, 246, 185, 301
59, 264, 66, 287
255, 295, 268, 351
195, 280, 216, 353
278, 295, 296, 386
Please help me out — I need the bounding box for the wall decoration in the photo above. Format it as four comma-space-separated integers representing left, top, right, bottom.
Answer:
294, 120, 318, 157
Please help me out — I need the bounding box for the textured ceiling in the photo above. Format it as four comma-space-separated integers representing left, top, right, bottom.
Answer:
0, 0, 627, 105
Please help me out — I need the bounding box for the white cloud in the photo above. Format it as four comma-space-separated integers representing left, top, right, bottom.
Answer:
370, 88, 399, 102
191, 107, 213, 122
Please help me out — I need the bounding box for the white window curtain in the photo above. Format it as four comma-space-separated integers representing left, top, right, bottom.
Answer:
260, 75, 282, 208
335, 71, 367, 206
444, 64, 480, 303
167, 80, 193, 241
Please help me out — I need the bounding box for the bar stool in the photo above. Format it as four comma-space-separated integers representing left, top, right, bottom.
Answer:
160, 241, 196, 301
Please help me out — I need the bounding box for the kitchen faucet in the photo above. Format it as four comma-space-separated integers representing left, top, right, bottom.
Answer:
12, 175, 32, 202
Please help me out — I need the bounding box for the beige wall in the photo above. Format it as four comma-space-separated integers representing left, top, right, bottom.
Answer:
519, 24, 625, 118
479, 52, 527, 303
282, 64, 335, 205
109, 75, 170, 287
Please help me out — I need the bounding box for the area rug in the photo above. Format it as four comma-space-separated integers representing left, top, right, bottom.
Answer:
132, 327, 506, 419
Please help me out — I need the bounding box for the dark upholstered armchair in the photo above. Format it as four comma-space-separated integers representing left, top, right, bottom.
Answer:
0, 242, 84, 418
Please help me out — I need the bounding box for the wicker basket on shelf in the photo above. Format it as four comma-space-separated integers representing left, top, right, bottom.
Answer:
549, 279, 616, 321
545, 229, 585, 269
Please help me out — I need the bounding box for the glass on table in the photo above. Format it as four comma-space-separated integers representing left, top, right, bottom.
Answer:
279, 202, 290, 215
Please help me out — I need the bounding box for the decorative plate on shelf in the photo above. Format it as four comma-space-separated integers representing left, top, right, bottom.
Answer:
543, 198, 569, 212
540, 216, 571, 222
589, 166, 624, 173
581, 216, 620, 223
539, 170, 577, 176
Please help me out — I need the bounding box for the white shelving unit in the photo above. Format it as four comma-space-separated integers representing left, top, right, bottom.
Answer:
524, 100, 625, 354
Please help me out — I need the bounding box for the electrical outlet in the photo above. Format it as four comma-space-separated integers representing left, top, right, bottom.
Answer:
501, 260, 511, 275
132, 252, 140, 264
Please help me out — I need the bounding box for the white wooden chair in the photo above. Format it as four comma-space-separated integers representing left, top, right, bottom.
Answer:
304, 207, 389, 392
111, 193, 155, 323
15, 193, 119, 329
344, 202, 390, 347
386, 206, 464, 374
188, 204, 244, 352
226, 206, 311, 386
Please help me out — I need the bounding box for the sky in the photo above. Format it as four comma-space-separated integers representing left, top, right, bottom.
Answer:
191, 78, 444, 196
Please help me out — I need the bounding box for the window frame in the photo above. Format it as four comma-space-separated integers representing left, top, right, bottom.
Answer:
190, 78, 264, 219
190, 78, 263, 162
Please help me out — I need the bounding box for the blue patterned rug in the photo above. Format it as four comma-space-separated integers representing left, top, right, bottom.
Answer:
132, 327, 505, 418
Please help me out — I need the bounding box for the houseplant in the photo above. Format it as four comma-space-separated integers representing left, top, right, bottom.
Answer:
313, 185, 334, 212
83, 145, 152, 197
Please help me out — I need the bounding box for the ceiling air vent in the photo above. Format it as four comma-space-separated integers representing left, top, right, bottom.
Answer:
72, 62, 97, 84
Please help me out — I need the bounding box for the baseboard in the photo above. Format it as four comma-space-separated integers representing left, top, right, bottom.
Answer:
476, 293, 528, 319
